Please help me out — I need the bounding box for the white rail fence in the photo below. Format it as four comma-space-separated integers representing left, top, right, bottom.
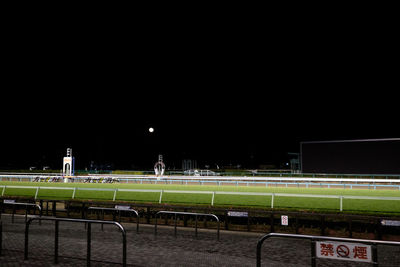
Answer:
2, 174, 400, 184
1, 185, 400, 212
2, 175, 400, 192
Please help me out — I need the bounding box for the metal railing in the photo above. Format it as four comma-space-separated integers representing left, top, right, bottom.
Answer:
256, 233, 400, 267
154, 211, 220, 240
0, 220, 2, 256
87, 206, 139, 232
24, 216, 127, 267
1, 200, 41, 223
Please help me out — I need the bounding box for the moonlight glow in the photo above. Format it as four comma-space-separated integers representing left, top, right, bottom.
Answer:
149, 127, 154, 133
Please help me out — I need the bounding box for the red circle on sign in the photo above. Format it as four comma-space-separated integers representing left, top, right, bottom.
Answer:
336, 245, 350, 257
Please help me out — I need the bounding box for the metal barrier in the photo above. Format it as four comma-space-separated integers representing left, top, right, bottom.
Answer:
24, 216, 127, 267
0, 220, 2, 256
1, 200, 41, 223
154, 211, 220, 240
87, 206, 139, 232
256, 233, 400, 267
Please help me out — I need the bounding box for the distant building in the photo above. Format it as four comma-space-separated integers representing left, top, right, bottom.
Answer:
182, 159, 198, 171
258, 164, 277, 170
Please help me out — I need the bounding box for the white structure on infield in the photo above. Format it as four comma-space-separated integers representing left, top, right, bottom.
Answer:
154, 154, 165, 178
63, 148, 74, 182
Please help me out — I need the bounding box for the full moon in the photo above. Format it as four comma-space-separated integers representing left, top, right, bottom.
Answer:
148, 127, 154, 133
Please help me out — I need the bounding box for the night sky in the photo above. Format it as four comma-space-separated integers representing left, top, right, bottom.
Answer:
1, 6, 398, 171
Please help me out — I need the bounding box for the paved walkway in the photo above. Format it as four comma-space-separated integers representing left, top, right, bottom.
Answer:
1, 214, 400, 266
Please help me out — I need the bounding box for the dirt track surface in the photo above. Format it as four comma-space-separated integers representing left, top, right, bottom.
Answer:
1, 214, 400, 266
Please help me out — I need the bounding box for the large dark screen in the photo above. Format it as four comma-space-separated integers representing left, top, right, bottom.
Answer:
301, 139, 400, 174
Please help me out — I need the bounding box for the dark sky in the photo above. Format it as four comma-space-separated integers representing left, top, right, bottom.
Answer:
1, 6, 398, 170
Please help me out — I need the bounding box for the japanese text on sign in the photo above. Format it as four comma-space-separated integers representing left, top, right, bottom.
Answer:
316, 241, 372, 263
281, 215, 288, 226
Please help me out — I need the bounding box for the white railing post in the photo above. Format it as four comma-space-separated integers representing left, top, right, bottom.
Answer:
34, 187, 40, 200
159, 190, 163, 204
72, 188, 76, 199
271, 193, 275, 209
113, 189, 117, 201
340, 196, 343, 211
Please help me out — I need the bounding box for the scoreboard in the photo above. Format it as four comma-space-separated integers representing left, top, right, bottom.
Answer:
300, 138, 400, 174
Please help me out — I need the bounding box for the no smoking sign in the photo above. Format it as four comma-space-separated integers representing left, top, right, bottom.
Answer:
316, 241, 372, 263
336, 245, 350, 257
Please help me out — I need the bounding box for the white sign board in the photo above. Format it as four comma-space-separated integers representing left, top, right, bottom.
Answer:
227, 211, 248, 217
115, 205, 131, 210
316, 241, 372, 263
281, 215, 289, 226
381, 219, 400, 227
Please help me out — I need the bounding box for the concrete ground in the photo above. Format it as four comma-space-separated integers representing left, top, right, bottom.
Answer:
1, 214, 400, 266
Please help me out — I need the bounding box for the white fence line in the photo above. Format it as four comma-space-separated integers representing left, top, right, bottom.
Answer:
1, 185, 400, 212
2, 174, 400, 184
125, 176, 400, 183
3, 176, 400, 193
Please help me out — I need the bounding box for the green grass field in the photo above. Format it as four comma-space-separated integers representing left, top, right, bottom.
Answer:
1, 181, 400, 215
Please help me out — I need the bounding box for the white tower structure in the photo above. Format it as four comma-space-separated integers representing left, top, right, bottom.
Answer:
154, 154, 165, 179
63, 148, 75, 182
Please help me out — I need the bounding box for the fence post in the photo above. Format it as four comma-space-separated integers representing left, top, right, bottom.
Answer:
0, 220, 2, 256
87, 222, 91, 267
195, 215, 198, 238
310, 240, 316, 267
72, 187, 76, 199
24, 205, 29, 223
12, 204, 16, 223
348, 218, 353, 238
320, 216, 325, 236
146, 206, 151, 224
82, 203, 86, 219
52, 201, 56, 216
372, 244, 378, 267
174, 213, 177, 237
154, 215, 158, 236
35, 187, 39, 200
340, 196, 343, 211
24, 220, 30, 260
375, 219, 382, 240
256, 235, 264, 267
159, 190, 163, 204
217, 219, 220, 241
247, 211, 251, 232
122, 226, 127, 267
270, 213, 274, 232
54, 220, 59, 264
183, 208, 188, 227
224, 210, 229, 230
39, 200, 43, 217
271, 193, 275, 209
113, 189, 117, 201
